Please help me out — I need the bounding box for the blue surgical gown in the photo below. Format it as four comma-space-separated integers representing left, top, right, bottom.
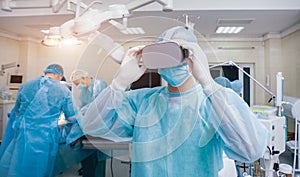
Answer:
66, 78, 107, 144
53, 79, 108, 175
0, 76, 76, 177
77, 83, 269, 177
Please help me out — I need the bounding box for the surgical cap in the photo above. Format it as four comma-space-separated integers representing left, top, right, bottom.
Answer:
214, 77, 232, 89
70, 70, 89, 82
43, 64, 64, 76
156, 26, 198, 44
231, 80, 243, 94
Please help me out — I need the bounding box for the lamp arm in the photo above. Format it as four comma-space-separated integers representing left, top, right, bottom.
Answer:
1, 62, 19, 70
228, 61, 275, 99
209, 60, 276, 101
0, 62, 20, 76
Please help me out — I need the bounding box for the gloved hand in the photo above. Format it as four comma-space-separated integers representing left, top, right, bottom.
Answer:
180, 42, 214, 88
111, 46, 146, 91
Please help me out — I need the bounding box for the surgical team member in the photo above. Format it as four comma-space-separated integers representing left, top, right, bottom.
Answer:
231, 80, 243, 97
214, 76, 232, 89
0, 64, 76, 177
76, 26, 269, 176
70, 70, 107, 109
69, 69, 107, 177
215, 77, 243, 97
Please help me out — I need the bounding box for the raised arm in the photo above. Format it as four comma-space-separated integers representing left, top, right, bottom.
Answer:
182, 42, 269, 162
76, 46, 146, 142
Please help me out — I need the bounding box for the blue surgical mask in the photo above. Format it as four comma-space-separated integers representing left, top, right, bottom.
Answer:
77, 83, 86, 90
158, 64, 191, 87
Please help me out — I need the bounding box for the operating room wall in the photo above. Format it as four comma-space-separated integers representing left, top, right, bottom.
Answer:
281, 29, 300, 134
0, 36, 19, 89
37, 44, 89, 81
0, 36, 276, 105
0, 32, 298, 105
202, 41, 266, 105
281, 29, 300, 98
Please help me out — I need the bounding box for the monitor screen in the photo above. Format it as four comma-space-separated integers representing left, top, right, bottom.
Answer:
10, 75, 23, 84
7, 74, 23, 87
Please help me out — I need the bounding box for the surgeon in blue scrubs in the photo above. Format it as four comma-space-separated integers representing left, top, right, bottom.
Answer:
76, 26, 269, 177
69, 69, 108, 177
70, 69, 107, 109
0, 64, 76, 177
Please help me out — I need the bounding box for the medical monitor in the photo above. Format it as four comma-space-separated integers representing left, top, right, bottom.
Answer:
7, 73, 23, 87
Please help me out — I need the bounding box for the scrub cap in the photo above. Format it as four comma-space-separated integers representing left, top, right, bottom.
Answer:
70, 70, 89, 82
43, 64, 64, 76
156, 26, 198, 43
231, 80, 243, 94
214, 77, 232, 89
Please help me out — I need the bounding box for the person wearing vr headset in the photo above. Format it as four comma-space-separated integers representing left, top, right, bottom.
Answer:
76, 26, 269, 177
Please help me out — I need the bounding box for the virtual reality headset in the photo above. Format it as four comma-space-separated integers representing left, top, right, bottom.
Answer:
141, 42, 189, 69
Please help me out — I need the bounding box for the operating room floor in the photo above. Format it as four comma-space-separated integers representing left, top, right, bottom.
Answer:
55, 158, 131, 177
55, 149, 299, 177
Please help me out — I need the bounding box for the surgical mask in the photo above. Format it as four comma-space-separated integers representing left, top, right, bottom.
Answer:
77, 84, 86, 90
158, 64, 191, 87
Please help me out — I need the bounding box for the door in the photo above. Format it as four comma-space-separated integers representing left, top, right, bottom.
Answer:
209, 62, 254, 106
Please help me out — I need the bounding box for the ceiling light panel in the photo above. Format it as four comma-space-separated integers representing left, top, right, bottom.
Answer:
215, 26, 244, 34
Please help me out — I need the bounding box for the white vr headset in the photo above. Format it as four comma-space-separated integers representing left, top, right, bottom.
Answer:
141, 42, 189, 69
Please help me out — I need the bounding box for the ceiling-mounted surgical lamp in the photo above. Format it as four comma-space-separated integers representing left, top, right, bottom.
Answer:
41, 27, 62, 47
41, 26, 82, 47
56, 0, 173, 38
42, 0, 173, 47
58, 4, 129, 39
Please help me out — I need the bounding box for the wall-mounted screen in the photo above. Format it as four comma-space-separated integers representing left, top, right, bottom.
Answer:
7, 73, 23, 87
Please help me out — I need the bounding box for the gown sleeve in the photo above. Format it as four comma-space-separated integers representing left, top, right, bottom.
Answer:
203, 83, 269, 163
62, 88, 76, 121
0, 86, 23, 157
76, 86, 137, 142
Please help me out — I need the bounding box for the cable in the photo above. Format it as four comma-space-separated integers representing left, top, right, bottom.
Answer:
267, 146, 272, 155
111, 150, 114, 177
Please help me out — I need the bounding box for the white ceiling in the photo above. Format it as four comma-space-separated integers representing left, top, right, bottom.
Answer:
0, 0, 299, 42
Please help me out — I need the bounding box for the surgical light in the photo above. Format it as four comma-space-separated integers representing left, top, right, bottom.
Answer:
42, 0, 173, 47
41, 35, 61, 47
41, 26, 83, 47
41, 27, 61, 47
61, 36, 82, 45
